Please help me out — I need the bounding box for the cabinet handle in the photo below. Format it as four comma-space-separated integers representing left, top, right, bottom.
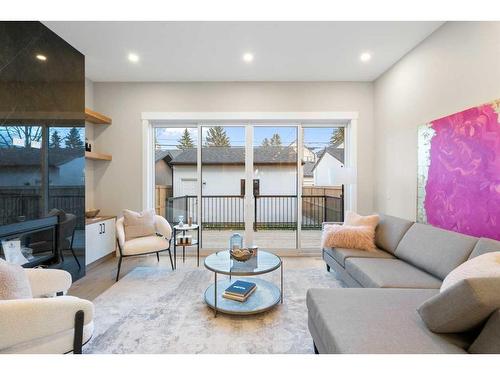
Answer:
103, 223, 106, 234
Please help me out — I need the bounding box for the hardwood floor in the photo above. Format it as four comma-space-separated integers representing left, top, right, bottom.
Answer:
69, 254, 324, 301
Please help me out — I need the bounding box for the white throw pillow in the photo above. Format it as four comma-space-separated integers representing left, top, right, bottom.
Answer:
441, 252, 500, 292
344, 211, 380, 231
0, 259, 32, 300
123, 209, 156, 241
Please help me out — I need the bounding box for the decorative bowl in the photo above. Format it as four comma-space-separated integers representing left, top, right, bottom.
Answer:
85, 209, 100, 218
230, 248, 256, 262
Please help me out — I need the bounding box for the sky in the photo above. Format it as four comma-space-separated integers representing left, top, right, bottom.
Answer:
0, 126, 85, 148
155, 126, 341, 152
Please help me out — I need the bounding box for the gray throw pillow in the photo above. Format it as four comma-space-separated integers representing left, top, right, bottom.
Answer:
0, 259, 32, 300
417, 277, 500, 333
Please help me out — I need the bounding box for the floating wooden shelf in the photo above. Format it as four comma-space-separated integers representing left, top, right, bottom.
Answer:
85, 151, 112, 161
85, 108, 112, 125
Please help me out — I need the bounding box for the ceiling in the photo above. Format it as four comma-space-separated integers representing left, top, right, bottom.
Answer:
44, 21, 443, 82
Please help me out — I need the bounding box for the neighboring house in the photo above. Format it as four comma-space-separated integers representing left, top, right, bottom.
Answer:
288, 141, 317, 163
303, 162, 315, 186
313, 146, 344, 186
169, 146, 298, 196
155, 149, 182, 187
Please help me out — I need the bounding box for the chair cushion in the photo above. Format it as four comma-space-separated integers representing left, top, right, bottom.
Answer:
306, 288, 467, 354
323, 247, 394, 267
122, 236, 169, 256
0, 259, 32, 300
375, 214, 414, 254
468, 309, 500, 354
123, 209, 156, 241
418, 278, 500, 333
469, 237, 500, 259
441, 252, 500, 291
345, 258, 442, 289
394, 223, 477, 280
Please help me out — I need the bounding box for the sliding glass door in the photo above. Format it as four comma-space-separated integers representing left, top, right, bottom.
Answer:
151, 122, 348, 252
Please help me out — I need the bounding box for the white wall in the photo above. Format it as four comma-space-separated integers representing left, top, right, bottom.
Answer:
374, 22, 500, 220
92, 82, 374, 217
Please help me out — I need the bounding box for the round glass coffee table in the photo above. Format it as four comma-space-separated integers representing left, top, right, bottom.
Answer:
204, 250, 283, 317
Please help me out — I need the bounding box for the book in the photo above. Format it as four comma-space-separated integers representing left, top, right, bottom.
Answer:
224, 280, 256, 297
223, 285, 256, 302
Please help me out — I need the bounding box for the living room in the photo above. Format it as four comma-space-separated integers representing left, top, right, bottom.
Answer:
1, 1, 500, 373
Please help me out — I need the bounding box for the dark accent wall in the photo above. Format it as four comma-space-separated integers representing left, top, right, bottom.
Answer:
0, 21, 86, 280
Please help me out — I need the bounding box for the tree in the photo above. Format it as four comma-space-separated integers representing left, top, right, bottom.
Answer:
50, 130, 62, 149
177, 128, 195, 150
261, 137, 270, 147
205, 126, 230, 147
270, 133, 282, 146
64, 127, 84, 149
0, 126, 42, 148
330, 128, 344, 146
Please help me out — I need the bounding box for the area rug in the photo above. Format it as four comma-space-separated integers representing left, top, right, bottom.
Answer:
84, 265, 344, 354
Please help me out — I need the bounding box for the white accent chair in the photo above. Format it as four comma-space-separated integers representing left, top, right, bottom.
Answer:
115, 214, 174, 281
0, 268, 94, 354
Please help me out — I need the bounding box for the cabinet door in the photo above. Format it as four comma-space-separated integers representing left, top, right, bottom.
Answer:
101, 218, 116, 255
85, 222, 102, 265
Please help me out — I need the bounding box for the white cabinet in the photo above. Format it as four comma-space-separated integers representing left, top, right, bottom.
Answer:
85, 217, 116, 265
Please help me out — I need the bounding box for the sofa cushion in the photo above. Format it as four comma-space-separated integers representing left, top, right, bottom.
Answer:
345, 258, 442, 289
418, 278, 500, 333
323, 247, 394, 267
469, 237, 500, 259
468, 309, 500, 354
441, 252, 500, 291
0, 259, 32, 300
394, 223, 477, 280
375, 214, 414, 254
306, 288, 467, 354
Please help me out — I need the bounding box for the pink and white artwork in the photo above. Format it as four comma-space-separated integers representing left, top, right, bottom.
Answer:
417, 100, 500, 241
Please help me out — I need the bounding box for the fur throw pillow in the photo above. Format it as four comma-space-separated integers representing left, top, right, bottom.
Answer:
321, 224, 377, 251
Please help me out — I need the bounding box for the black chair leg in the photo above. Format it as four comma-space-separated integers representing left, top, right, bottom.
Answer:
314, 342, 319, 354
156, 252, 160, 262
73, 310, 84, 354
116, 256, 123, 282
168, 249, 174, 270
326, 264, 330, 272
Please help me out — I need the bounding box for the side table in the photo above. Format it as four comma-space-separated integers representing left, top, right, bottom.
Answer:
172, 224, 200, 269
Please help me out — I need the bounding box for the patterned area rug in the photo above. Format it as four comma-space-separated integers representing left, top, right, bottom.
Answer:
84, 264, 344, 354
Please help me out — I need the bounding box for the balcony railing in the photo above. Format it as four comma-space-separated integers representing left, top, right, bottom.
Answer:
166, 194, 343, 230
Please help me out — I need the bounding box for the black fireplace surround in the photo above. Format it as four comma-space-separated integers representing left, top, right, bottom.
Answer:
0, 21, 86, 280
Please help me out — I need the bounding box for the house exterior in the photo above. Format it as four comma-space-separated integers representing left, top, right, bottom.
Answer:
313, 146, 344, 186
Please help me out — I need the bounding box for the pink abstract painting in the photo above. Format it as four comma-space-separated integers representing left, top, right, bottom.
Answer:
418, 100, 500, 240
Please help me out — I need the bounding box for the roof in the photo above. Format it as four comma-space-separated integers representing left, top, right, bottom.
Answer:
155, 149, 182, 163
316, 146, 344, 164
303, 162, 315, 177
169, 146, 298, 165
0, 147, 83, 167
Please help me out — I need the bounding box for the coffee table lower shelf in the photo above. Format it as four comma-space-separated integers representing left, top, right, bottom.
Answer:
204, 277, 281, 316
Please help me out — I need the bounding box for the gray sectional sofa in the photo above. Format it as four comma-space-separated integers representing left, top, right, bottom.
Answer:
307, 214, 500, 354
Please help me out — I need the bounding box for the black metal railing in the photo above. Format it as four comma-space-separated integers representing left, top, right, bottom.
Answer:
166, 194, 343, 230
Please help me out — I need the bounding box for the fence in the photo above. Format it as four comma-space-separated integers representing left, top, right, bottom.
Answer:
166, 194, 343, 230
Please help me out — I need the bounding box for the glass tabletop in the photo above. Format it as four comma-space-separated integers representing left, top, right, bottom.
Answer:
204, 250, 281, 276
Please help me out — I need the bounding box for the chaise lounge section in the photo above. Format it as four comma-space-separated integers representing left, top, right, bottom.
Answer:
308, 214, 500, 354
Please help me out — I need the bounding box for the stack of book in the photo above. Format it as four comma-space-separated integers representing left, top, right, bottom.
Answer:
222, 280, 257, 302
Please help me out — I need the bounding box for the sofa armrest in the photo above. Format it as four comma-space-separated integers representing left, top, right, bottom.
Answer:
0, 296, 94, 351
25, 268, 72, 297
116, 217, 126, 249
155, 215, 172, 240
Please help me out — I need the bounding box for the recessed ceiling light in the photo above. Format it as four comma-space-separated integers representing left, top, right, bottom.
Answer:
242, 53, 254, 63
128, 53, 140, 63
36, 54, 47, 61
360, 52, 372, 62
